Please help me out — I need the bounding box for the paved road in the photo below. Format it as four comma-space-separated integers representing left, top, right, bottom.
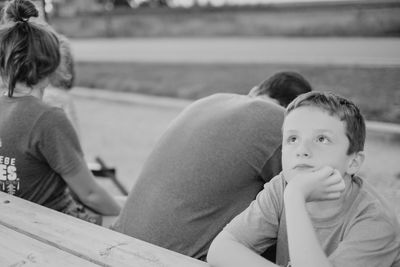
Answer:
71, 37, 400, 66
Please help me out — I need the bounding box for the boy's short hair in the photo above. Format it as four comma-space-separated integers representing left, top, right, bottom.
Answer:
286, 91, 366, 155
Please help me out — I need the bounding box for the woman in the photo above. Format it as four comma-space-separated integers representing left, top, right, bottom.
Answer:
0, 0, 120, 224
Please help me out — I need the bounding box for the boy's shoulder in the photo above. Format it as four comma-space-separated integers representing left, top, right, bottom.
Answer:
349, 178, 400, 262
347, 177, 400, 233
261, 173, 287, 207
353, 179, 396, 214
264, 173, 286, 191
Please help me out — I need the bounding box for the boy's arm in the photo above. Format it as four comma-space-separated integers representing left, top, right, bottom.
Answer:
284, 187, 333, 267
207, 230, 278, 267
208, 176, 284, 267
283, 167, 344, 267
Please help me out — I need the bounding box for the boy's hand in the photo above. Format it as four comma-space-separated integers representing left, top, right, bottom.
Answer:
285, 166, 345, 202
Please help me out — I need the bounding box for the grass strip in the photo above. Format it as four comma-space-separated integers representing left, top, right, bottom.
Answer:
76, 62, 400, 124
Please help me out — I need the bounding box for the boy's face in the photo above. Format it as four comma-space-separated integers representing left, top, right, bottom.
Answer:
282, 106, 358, 182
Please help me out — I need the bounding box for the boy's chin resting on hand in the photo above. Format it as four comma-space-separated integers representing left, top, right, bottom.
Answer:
284, 166, 346, 203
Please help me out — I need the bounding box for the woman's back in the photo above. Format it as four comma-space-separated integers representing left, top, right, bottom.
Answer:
0, 95, 82, 208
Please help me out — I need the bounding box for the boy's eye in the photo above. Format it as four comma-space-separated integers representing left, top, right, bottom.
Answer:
286, 136, 298, 144
316, 135, 330, 144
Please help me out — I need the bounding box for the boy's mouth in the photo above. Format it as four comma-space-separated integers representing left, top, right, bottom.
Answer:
293, 164, 314, 171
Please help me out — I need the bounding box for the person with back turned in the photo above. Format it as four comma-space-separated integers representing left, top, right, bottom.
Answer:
0, 0, 120, 225
112, 71, 312, 260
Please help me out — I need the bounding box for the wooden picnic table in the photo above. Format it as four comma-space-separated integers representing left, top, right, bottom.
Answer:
0, 191, 209, 267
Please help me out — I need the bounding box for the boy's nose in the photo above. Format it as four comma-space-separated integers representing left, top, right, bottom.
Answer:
296, 141, 312, 158
297, 151, 310, 158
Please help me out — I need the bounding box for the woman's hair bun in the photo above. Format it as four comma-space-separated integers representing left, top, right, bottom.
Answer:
4, 0, 39, 23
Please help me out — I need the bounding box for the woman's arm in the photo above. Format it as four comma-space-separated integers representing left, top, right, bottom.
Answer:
35, 109, 121, 216
63, 165, 121, 216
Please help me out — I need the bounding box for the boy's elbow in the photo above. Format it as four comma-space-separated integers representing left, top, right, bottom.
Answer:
207, 235, 223, 266
207, 230, 234, 266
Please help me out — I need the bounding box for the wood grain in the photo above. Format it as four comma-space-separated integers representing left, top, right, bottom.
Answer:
0, 192, 209, 267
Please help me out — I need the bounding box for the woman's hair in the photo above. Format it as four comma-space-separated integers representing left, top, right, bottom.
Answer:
286, 91, 366, 155
0, 0, 60, 96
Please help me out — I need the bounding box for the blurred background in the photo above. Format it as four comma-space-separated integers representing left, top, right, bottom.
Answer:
2, 0, 398, 214
34, 0, 400, 38
12, 0, 398, 124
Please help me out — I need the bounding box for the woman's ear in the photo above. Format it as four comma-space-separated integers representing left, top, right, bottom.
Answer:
347, 151, 365, 175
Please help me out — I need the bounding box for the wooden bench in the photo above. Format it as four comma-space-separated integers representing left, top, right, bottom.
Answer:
0, 191, 209, 267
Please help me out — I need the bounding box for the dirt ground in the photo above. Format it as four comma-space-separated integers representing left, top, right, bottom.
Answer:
73, 90, 400, 220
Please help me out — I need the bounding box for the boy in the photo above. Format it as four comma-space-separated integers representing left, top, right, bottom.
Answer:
207, 91, 400, 267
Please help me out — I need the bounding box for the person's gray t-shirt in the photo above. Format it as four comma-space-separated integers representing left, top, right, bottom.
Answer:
225, 174, 400, 267
113, 93, 285, 259
0, 95, 84, 209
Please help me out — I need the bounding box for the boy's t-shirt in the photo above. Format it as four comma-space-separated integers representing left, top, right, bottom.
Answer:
0, 95, 85, 209
225, 173, 400, 267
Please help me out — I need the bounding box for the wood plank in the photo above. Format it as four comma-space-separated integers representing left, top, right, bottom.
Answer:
0, 192, 209, 267
0, 224, 99, 267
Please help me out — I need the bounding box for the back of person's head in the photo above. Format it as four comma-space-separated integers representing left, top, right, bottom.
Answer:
0, 0, 60, 97
286, 91, 366, 155
49, 34, 75, 90
252, 71, 312, 107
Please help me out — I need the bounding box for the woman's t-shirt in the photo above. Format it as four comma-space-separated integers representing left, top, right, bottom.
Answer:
0, 95, 85, 210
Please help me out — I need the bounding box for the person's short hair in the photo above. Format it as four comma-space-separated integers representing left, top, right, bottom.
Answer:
253, 71, 313, 107
0, 0, 60, 97
49, 34, 75, 90
286, 91, 366, 155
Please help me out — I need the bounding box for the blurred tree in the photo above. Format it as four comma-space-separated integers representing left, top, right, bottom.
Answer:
114, 0, 130, 7
50, 0, 104, 18
0, 0, 47, 19
138, 0, 170, 8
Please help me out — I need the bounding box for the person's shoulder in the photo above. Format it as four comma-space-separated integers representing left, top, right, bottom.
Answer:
356, 179, 394, 211
266, 173, 286, 185
263, 173, 286, 194
17, 96, 56, 116
250, 97, 284, 112
349, 178, 400, 228
188, 93, 242, 110
228, 93, 285, 114
245, 97, 285, 124
36, 104, 70, 127
259, 173, 286, 216
203, 93, 237, 101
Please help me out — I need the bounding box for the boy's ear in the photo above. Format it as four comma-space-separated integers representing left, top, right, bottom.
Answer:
347, 151, 365, 175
